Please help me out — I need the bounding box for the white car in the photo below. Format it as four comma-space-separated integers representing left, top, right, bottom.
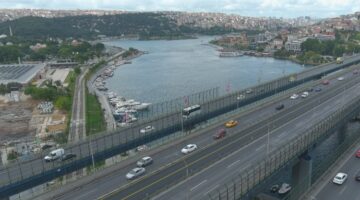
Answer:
126, 167, 146, 180
337, 77, 344, 81
301, 92, 309, 98
140, 126, 155, 133
290, 94, 299, 99
333, 172, 348, 184
181, 144, 198, 154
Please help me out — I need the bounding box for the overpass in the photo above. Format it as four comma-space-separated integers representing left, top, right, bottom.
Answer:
98, 62, 360, 200
1, 55, 360, 198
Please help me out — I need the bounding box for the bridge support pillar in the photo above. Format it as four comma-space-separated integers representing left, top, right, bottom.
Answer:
291, 152, 312, 199
337, 124, 348, 143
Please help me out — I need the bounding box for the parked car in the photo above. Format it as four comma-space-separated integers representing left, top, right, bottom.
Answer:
60, 153, 76, 161
136, 156, 153, 167
301, 91, 309, 98
315, 87, 322, 92
225, 120, 238, 128
126, 167, 146, 180
356, 149, 360, 158
44, 148, 65, 162
353, 70, 359, 75
275, 104, 285, 110
307, 88, 314, 92
181, 144, 197, 154
213, 129, 226, 139
245, 89, 253, 94
337, 77, 344, 81
290, 94, 299, 99
333, 172, 348, 185
355, 172, 360, 181
270, 184, 280, 193
322, 80, 330, 85
140, 126, 155, 133
41, 144, 53, 150
278, 183, 291, 194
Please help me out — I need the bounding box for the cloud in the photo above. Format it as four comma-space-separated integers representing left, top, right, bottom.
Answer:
0, 0, 358, 17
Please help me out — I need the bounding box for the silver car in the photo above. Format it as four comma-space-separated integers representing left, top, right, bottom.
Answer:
126, 167, 146, 180
136, 156, 153, 167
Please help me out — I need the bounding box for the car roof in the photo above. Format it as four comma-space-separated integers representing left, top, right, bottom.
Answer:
142, 156, 151, 160
336, 172, 346, 176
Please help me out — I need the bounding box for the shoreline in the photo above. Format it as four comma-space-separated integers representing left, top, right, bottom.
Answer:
87, 49, 144, 130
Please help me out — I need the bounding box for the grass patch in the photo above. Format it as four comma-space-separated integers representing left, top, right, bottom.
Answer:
85, 87, 106, 135
64, 70, 76, 84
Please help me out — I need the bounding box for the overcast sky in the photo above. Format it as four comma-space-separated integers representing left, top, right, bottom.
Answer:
0, 0, 359, 18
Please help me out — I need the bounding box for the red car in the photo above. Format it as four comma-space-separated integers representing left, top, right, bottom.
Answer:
322, 80, 330, 85
213, 129, 226, 139
356, 149, 360, 158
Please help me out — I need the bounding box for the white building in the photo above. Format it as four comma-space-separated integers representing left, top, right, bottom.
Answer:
285, 40, 302, 52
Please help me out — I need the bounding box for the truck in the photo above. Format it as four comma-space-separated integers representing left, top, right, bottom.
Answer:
44, 148, 65, 162
336, 57, 343, 64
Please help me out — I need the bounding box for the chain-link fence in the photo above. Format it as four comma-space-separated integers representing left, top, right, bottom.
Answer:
1, 55, 360, 197
206, 95, 360, 200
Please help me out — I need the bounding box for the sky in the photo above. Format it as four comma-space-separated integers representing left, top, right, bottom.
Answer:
0, 0, 359, 18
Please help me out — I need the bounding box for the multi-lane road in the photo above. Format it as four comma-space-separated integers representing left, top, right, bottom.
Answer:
1, 55, 360, 199
313, 143, 360, 200
100, 65, 360, 200
30, 64, 360, 199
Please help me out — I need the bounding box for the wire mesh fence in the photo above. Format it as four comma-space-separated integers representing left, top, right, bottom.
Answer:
1, 55, 360, 195
207, 96, 360, 200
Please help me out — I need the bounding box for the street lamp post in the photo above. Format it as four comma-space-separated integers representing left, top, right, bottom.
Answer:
89, 139, 95, 171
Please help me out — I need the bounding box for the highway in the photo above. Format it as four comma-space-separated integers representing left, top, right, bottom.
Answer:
24, 63, 360, 200
100, 67, 360, 200
313, 143, 360, 200
1, 56, 360, 198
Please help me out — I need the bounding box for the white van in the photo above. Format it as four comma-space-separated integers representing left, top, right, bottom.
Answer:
44, 148, 65, 162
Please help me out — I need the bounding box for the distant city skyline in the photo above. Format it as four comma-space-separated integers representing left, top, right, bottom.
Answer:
0, 0, 359, 18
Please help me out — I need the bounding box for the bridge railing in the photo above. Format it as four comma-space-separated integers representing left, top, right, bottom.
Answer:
1, 55, 360, 194
207, 95, 360, 200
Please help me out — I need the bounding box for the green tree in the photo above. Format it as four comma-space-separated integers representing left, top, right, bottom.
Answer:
74, 67, 81, 74
55, 96, 72, 110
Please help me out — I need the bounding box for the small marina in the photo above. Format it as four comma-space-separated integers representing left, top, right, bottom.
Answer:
91, 57, 151, 127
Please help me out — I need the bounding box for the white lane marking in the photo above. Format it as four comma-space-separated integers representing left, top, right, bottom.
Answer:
339, 185, 347, 194
255, 145, 264, 151
203, 184, 219, 196
75, 188, 96, 199
227, 159, 241, 168
190, 180, 208, 191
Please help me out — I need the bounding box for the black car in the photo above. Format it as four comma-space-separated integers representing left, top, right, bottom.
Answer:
60, 153, 76, 161
275, 104, 285, 110
355, 173, 360, 181
41, 144, 53, 150
315, 87, 322, 92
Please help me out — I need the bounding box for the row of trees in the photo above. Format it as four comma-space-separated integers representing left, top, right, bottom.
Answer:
0, 40, 105, 64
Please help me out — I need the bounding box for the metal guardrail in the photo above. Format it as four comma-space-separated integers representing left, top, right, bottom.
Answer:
207, 94, 360, 200
1, 55, 360, 197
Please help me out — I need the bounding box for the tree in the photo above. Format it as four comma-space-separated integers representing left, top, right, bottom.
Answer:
55, 96, 72, 110
74, 67, 81, 74
333, 45, 345, 57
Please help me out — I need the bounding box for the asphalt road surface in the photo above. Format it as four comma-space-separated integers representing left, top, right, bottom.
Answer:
1, 56, 360, 198
21, 63, 360, 200
314, 144, 360, 200
100, 68, 360, 199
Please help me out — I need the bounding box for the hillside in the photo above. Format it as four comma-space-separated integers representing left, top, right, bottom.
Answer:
0, 13, 187, 40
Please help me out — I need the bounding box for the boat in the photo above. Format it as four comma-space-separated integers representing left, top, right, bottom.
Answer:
219, 51, 243, 57
132, 103, 151, 110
